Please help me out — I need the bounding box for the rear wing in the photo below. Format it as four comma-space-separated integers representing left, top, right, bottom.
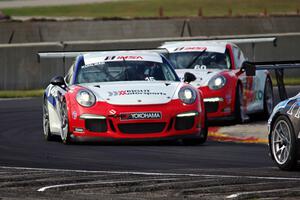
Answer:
162, 37, 277, 46
243, 60, 300, 101
214, 37, 276, 45
37, 49, 168, 62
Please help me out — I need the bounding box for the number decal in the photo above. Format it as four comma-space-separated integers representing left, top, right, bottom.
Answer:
287, 102, 297, 115
295, 107, 300, 119
287, 101, 300, 118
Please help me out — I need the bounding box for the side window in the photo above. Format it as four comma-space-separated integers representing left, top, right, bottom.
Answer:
65, 64, 74, 85
232, 46, 245, 69
225, 50, 232, 69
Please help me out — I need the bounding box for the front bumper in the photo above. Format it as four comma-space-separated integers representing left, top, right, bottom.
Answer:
68, 99, 204, 141
200, 86, 234, 120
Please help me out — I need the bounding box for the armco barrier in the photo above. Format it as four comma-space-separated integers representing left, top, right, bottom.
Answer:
1, 16, 300, 43
0, 42, 64, 90
0, 19, 185, 44
1, 33, 300, 90
189, 16, 300, 36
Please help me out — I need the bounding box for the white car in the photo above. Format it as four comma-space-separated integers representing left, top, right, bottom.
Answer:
40, 50, 207, 144
159, 39, 275, 122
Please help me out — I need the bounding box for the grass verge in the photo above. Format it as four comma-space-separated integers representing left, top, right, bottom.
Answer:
2, 0, 300, 18
0, 89, 44, 98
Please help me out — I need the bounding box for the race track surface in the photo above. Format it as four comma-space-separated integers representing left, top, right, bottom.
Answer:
0, 86, 300, 199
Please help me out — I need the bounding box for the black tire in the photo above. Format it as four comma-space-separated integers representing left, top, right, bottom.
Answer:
234, 83, 244, 123
270, 115, 297, 170
43, 98, 54, 141
263, 77, 274, 119
182, 121, 208, 145
61, 98, 72, 145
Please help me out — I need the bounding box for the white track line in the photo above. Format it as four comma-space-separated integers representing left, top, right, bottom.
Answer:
1, 166, 300, 183
0, 97, 34, 101
37, 178, 178, 192
226, 188, 295, 199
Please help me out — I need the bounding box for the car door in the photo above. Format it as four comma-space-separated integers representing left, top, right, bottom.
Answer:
232, 45, 264, 113
47, 65, 73, 134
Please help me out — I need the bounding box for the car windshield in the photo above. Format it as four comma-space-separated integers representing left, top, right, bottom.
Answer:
169, 52, 231, 70
75, 60, 178, 84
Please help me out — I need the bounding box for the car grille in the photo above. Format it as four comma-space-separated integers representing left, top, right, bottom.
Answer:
175, 116, 195, 130
205, 102, 219, 113
118, 123, 166, 134
85, 119, 107, 132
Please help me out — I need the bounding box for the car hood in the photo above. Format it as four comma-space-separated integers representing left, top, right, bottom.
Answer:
175, 69, 222, 87
80, 81, 180, 105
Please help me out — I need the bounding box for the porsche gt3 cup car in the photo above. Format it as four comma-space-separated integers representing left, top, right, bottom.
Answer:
257, 61, 300, 170
268, 94, 300, 170
41, 51, 207, 144
159, 40, 274, 122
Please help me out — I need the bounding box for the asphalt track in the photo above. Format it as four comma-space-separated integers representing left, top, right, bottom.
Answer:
0, 86, 300, 199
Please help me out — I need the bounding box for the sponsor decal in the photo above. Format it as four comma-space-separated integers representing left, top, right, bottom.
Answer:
83, 62, 105, 68
72, 111, 77, 119
109, 109, 116, 115
120, 112, 162, 120
108, 89, 167, 96
105, 55, 144, 61
174, 47, 207, 52
287, 101, 300, 119
254, 90, 263, 101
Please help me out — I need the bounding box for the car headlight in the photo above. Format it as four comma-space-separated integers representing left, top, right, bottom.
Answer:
208, 75, 226, 90
76, 89, 96, 107
178, 87, 197, 104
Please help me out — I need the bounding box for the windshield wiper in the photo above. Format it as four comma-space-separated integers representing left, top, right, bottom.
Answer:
186, 50, 206, 69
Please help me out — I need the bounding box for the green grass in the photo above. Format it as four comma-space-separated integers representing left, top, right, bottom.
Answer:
0, 89, 44, 98
281, 78, 300, 86
2, 0, 300, 18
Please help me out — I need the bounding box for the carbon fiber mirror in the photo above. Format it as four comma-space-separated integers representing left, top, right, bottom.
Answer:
241, 61, 256, 76
184, 72, 196, 83
50, 76, 66, 86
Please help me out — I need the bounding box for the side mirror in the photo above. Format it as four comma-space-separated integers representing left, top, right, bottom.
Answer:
241, 61, 256, 76
50, 76, 66, 86
183, 72, 196, 83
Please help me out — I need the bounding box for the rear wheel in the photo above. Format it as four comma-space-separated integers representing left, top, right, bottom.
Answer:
60, 98, 72, 144
43, 99, 54, 141
263, 77, 274, 119
271, 115, 297, 170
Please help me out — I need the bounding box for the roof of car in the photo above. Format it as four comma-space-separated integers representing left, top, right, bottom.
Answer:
160, 41, 231, 54
83, 51, 163, 65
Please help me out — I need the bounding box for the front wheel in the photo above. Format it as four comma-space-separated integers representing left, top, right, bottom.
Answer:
60, 98, 72, 144
263, 77, 274, 119
182, 126, 208, 145
43, 99, 54, 141
234, 83, 247, 123
271, 115, 297, 170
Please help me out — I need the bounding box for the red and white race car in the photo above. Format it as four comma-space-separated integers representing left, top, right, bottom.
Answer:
41, 50, 207, 144
160, 40, 274, 122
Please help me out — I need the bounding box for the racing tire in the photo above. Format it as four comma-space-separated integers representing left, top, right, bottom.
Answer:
43, 98, 54, 141
61, 98, 72, 145
270, 115, 297, 171
234, 83, 245, 123
263, 77, 274, 119
182, 126, 208, 145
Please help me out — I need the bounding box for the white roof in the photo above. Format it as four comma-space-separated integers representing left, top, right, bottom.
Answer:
160, 41, 228, 54
83, 51, 163, 65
